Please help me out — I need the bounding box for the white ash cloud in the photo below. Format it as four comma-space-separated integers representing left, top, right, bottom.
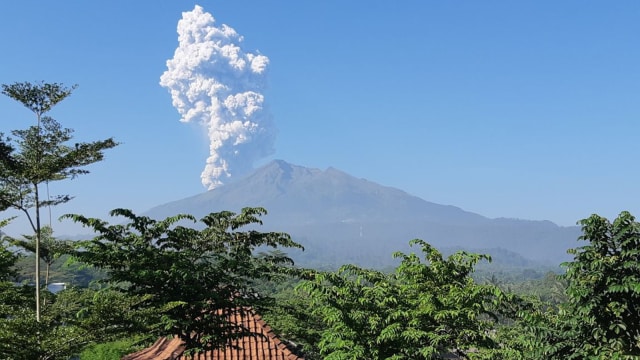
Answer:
160, 5, 275, 190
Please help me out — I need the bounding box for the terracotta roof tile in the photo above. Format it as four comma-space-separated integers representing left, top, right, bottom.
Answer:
122, 307, 304, 360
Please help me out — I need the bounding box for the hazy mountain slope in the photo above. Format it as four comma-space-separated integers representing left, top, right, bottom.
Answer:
148, 160, 486, 224
145, 160, 581, 268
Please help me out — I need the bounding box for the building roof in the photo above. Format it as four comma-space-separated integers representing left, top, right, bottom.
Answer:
122, 307, 304, 360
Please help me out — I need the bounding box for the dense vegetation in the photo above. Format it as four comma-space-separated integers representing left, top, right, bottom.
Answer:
1, 83, 639, 359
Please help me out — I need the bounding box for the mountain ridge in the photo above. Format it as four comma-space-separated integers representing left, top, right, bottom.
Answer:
145, 160, 580, 267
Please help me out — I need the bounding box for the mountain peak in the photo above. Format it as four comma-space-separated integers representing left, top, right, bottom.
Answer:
261, 159, 293, 172
250, 160, 320, 188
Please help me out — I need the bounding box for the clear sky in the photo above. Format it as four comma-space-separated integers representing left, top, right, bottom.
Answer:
1, 1, 639, 235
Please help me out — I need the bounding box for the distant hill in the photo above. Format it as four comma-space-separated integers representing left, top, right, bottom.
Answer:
145, 160, 581, 268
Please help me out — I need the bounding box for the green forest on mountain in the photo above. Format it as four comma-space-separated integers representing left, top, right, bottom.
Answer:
2, 83, 640, 360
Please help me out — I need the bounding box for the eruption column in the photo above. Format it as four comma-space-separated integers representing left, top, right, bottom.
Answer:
160, 5, 275, 190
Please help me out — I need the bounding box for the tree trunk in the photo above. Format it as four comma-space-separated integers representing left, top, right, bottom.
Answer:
35, 184, 41, 322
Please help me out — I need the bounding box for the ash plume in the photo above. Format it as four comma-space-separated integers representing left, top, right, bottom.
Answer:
160, 5, 275, 190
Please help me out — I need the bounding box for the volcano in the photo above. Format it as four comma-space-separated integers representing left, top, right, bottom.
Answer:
145, 160, 580, 268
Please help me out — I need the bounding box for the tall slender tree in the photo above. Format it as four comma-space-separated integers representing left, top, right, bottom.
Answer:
0, 81, 118, 321
8, 226, 72, 287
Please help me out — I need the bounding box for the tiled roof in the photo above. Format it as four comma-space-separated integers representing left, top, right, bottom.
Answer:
122, 307, 304, 360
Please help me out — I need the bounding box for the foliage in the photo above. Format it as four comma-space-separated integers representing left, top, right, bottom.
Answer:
65, 207, 304, 353
486, 271, 568, 307
259, 279, 324, 360
79, 337, 145, 360
7, 226, 73, 286
550, 211, 640, 358
1, 81, 118, 321
0, 218, 18, 281
0, 285, 153, 360
0, 109, 118, 218
492, 211, 640, 359
12, 253, 107, 289
0, 82, 118, 216
0, 248, 17, 282
1, 82, 75, 116
298, 239, 514, 359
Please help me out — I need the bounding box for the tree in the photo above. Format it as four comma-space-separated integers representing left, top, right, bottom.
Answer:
0, 218, 18, 281
260, 278, 324, 360
298, 239, 513, 359
65, 207, 304, 353
499, 212, 640, 360
7, 226, 73, 287
79, 337, 146, 360
0, 285, 153, 360
0, 81, 118, 321
553, 211, 640, 358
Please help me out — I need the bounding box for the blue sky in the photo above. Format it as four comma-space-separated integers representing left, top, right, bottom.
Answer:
1, 1, 639, 235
